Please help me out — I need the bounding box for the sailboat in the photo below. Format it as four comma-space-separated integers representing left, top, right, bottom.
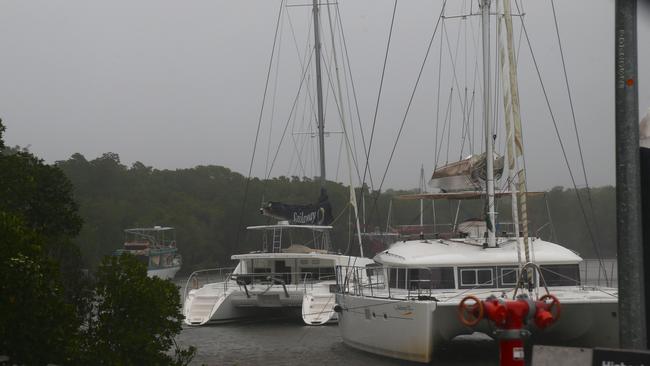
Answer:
182, 0, 372, 326
334, 0, 618, 362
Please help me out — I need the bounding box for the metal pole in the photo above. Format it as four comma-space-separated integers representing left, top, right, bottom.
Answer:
615, 0, 646, 349
481, 0, 496, 247
420, 165, 425, 227
313, 0, 327, 187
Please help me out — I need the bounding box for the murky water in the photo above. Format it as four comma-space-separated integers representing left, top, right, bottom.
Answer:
175, 317, 498, 366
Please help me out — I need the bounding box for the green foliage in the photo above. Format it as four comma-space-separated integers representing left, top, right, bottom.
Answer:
0, 146, 87, 310
0, 128, 194, 365
0, 118, 5, 150
83, 254, 195, 366
0, 213, 81, 365
58, 152, 617, 274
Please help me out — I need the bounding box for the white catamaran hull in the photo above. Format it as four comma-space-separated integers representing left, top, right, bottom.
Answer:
147, 265, 181, 280
336, 291, 619, 363
184, 281, 339, 325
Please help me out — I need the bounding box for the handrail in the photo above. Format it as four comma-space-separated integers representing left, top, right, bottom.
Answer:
182, 267, 236, 305
227, 271, 322, 293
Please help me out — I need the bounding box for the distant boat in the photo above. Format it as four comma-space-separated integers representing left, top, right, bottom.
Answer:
114, 226, 182, 280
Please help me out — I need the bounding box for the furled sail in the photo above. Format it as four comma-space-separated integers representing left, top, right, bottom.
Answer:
260, 188, 333, 225
429, 153, 504, 192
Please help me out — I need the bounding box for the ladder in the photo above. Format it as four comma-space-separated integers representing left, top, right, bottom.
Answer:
272, 228, 283, 253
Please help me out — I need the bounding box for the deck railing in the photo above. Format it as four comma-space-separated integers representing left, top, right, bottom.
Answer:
182, 267, 235, 304
336, 265, 436, 301
183, 269, 338, 303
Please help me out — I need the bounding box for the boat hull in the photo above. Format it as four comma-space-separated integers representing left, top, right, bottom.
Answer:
147, 265, 181, 280
184, 283, 332, 325
336, 293, 618, 363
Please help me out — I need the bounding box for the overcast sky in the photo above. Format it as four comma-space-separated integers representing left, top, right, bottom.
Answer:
0, 1, 648, 191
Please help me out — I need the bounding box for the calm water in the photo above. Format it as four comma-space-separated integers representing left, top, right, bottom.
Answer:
175, 317, 498, 366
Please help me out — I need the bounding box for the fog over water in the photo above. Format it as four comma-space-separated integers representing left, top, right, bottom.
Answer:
1, 1, 649, 190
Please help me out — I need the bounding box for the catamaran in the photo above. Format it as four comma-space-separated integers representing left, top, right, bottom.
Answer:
334, 0, 618, 362
182, 0, 372, 326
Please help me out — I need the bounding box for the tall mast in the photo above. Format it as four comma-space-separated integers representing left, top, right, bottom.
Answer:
312, 0, 327, 187
481, 0, 496, 247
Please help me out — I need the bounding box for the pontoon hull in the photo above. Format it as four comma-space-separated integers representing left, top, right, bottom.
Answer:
336, 293, 618, 363
147, 265, 181, 280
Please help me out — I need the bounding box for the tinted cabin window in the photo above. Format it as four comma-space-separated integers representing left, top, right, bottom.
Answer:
459, 267, 495, 288
409, 267, 455, 289
389, 268, 397, 288
388, 268, 408, 289
461, 270, 476, 286
397, 268, 406, 289
431, 267, 455, 289
540, 264, 580, 286
318, 266, 335, 280
500, 268, 519, 286
477, 269, 493, 285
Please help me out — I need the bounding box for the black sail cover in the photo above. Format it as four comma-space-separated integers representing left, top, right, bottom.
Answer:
260, 188, 333, 225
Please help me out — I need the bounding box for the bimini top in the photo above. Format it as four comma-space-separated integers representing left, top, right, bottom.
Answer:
125, 226, 174, 232
246, 224, 333, 231
374, 238, 582, 267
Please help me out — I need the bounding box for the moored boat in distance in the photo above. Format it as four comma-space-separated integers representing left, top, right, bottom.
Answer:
114, 226, 182, 280
182, 221, 373, 326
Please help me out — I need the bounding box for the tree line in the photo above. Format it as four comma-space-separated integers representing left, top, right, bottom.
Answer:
56, 152, 616, 275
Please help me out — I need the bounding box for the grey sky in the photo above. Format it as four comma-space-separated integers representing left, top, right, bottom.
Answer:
0, 1, 648, 191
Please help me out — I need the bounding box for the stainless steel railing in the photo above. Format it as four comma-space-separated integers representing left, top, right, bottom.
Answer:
182, 267, 235, 304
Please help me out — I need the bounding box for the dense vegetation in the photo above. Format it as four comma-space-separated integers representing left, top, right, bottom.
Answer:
0, 122, 194, 365
56, 152, 616, 275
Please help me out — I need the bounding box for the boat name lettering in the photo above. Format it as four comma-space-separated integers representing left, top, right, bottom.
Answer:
394, 304, 414, 312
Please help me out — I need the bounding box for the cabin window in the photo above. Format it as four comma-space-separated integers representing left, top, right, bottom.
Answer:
406, 267, 454, 289
459, 267, 495, 288
499, 267, 519, 287
388, 268, 408, 289
430, 267, 455, 289
300, 267, 335, 281
150, 255, 160, 268
540, 264, 580, 286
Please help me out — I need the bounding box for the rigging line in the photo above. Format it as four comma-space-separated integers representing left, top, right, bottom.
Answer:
435, 87, 453, 169
339, 28, 361, 171
550, 0, 603, 260
336, 4, 375, 193
286, 7, 318, 123
292, 73, 313, 177
266, 50, 315, 180
442, 16, 469, 116
334, 23, 363, 180
265, 10, 286, 179
335, 133, 344, 180
286, 7, 321, 179
514, 1, 609, 284
319, 39, 365, 184
446, 87, 454, 164
434, 19, 445, 170
237, 0, 285, 248
288, 92, 310, 177
365, 1, 449, 228
363, 0, 398, 196
377, 0, 448, 193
